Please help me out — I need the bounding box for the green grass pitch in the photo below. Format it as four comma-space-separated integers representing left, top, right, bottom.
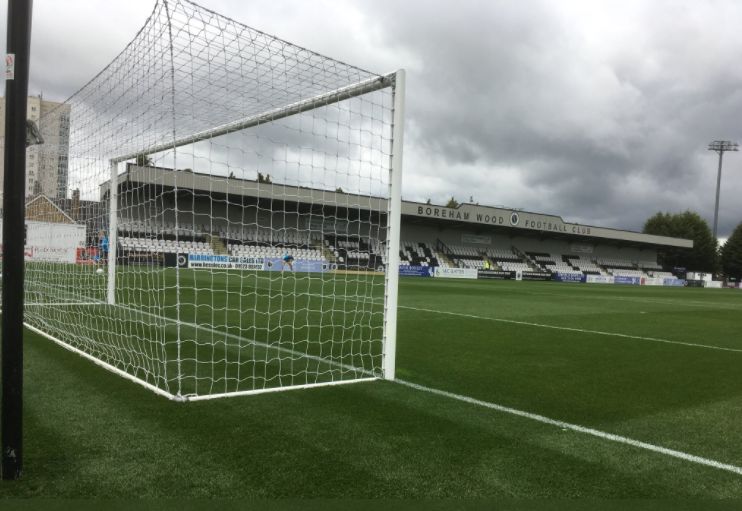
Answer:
2, 273, 742, 497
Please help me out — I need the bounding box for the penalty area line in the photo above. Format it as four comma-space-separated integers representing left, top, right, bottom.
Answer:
396, 379, 742, 477
399, 305, 742, 354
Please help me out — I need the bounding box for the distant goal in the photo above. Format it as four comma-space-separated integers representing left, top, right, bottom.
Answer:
26, 0, 404, 401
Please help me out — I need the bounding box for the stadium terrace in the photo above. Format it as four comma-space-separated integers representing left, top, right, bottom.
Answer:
96, 164, 691, 284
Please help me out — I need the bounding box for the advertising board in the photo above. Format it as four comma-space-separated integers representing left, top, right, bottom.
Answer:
613, 276, 641, 285
552, 273, 586, 283
399, 265, 434, 277
586, 275, 614, 284
188, 254, 264, 270
434, 267, 478, 279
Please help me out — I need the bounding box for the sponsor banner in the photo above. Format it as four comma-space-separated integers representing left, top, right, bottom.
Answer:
641, 277, 663, 286
552, 272, 586, 283
461, 234, 491, 245
477, 269, 511, 279
704, 280, 723, 289
399, 265, 434, 277
25, 246, 78, 264
522, 272, 552, 281
14, 221, 88, 264
434, 267, 478, 279
614, 276, 641, 285
663, 278, 685, 287
264, 258, 328, 273
188, 254, 264, 270
586, 275, 614, 284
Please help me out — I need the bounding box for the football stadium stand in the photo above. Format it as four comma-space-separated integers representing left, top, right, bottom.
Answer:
96, 164, 696, 281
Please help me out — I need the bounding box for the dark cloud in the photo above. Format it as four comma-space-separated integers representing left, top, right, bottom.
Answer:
3, 0, 741, 237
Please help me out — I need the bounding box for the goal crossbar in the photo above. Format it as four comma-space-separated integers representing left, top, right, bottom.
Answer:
110, 72, 398, 164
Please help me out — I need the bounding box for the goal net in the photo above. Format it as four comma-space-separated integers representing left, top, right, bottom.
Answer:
23, 0, 404, 400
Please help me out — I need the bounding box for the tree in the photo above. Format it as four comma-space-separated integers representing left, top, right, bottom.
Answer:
425, 198, 432, 205
257, 172, 272, 184
445, 196, 459, 209
642, 210, 718, 272
721, 222, 742, 280
335, 187, 344, 193
135, 154, 153, 166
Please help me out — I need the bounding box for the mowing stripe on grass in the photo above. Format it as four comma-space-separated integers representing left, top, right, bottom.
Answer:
527, 291, 742, 311
24, 288, 742, 477
29, 287, 375, 378
396, 379, 742, 476
400, 305, 742, 354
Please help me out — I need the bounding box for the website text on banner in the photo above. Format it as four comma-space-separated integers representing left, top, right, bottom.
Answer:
399, 265, 434, 277
434, 267, 478, 279
185, 254, 328, 273
552, 273, 586, 283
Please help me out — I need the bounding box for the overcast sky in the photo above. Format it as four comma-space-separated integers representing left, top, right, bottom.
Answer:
3, 0, 742, 238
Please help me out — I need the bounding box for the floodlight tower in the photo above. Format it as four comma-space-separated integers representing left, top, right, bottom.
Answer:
707, 140, 739, 240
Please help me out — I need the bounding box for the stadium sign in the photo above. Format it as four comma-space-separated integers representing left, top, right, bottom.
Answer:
408, 204, 591, 234
401, 202, 692, 248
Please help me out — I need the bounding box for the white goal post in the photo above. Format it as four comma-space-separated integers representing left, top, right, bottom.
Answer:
25, 0, 404, 401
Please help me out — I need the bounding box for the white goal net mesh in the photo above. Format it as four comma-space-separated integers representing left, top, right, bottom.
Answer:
22, 0, 401, 400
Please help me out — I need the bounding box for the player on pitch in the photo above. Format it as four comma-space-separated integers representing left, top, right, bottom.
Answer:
281, 251, 295, 272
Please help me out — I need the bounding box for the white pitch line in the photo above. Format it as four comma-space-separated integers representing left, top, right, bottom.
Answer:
396, 379, 742, 476
400, 305, 742, 354
25, 302, 100, 307
32, 288, 373, 377
526, 291, 742, 311
25, 288, 742, 476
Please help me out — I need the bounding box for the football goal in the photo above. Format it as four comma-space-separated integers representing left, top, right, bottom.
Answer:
25, 0, 404, 401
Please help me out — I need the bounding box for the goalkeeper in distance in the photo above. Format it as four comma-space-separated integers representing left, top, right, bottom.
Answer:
281, 251, 295, 272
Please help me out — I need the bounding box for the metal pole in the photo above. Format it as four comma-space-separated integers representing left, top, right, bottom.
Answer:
382, 69, 405, 381
2, 0, 33, 481
712, 151, 723, 241
107, 161, 118, 304
110, 73, 395, 164
708, 140, 738, 241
